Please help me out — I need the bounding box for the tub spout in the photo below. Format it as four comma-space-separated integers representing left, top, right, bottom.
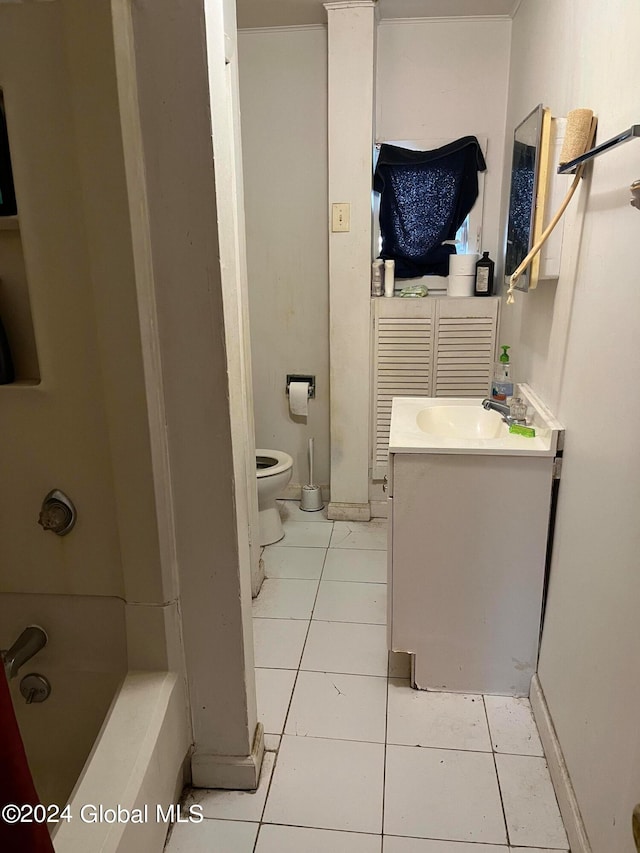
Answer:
2, 626, 48, 680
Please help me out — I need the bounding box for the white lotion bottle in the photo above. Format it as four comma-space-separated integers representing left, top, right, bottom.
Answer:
384, 259, 395, 297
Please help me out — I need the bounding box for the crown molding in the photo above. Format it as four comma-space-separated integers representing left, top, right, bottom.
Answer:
378, 13, 511, 24
324, 1, 377, 10
239, 23, 327, 34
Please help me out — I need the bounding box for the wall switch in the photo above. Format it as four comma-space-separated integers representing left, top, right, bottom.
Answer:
331, 202, 350, 232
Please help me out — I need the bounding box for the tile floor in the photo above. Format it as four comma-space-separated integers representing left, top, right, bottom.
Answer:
166, 504, 569, 853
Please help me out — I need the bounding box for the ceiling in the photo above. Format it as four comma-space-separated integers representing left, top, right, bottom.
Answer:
236, 0, 519, 29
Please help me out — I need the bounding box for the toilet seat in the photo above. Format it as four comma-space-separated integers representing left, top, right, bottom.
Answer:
256, 449, 292, 478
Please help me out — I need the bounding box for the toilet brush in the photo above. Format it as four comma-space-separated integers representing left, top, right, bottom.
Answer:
300, 437, 324, 512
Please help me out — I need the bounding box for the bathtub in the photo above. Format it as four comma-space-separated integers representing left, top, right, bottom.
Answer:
1, 594, 190, 853
53, 671, 188, 853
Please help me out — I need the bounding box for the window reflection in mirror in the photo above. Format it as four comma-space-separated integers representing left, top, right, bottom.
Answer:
504, 104, 544, 292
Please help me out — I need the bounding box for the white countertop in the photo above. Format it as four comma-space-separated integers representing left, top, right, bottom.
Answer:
388, 385, 562, 457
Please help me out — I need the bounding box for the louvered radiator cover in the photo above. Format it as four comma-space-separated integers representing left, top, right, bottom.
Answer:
371, 297, 500, 478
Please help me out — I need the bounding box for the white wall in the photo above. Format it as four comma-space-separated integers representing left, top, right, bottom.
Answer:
376, 17, 512, 266
238, 27, 330, 490
504, 2, 640, 850
370, 16, 511, 505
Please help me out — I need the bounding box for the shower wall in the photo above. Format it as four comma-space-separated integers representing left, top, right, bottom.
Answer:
0, 594, 126, 808
0, 0, 177, 803
0, 0, 136, 600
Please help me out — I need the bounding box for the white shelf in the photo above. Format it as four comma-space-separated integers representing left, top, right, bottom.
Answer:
0, 215, 19, 231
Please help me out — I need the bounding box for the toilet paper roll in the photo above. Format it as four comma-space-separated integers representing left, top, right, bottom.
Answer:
289, 381, 310, 417
448, 253, 479, 275
448, 273, 475, 297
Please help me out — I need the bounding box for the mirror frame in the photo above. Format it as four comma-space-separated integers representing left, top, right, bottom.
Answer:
504, 104, 551, 292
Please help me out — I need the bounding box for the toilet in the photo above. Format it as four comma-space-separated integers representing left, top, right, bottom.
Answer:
256, 449, 293, 545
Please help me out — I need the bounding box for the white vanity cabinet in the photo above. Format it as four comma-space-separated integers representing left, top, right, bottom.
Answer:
387, 389, 563, 697
372, 296, 500, 478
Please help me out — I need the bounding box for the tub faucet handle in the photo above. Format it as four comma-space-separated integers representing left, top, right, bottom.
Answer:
20, 674, 51, 704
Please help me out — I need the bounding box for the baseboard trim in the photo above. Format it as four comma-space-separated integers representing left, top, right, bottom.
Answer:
191, 723, 264, 790
370, 500, 388, 519
280, 483, 330, 502
530, 674, 591, 853
327, 501, 371, 521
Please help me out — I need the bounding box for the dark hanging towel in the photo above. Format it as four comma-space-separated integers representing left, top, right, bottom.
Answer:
373, 137, 486, 278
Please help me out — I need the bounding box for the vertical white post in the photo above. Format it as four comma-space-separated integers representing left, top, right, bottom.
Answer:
325, 0, 377, 521
111, 0, 262, 790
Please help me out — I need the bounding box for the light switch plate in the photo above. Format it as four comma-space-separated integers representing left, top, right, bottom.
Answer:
331, 202, 350, 232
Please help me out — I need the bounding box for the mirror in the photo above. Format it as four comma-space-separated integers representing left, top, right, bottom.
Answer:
504, 104, 550, 292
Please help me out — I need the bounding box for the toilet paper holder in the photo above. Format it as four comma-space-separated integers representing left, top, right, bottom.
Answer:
286, 374, 316, 398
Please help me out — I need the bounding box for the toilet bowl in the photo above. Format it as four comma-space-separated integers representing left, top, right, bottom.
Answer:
256, 449, 293, 546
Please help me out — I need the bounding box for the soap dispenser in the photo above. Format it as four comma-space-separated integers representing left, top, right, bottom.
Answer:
491, 345, 513, 402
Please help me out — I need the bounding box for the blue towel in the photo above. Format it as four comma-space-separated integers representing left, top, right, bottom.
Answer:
373, 137, 486, 278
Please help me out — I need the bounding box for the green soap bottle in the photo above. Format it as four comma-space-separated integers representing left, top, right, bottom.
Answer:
491, 345, 513, 402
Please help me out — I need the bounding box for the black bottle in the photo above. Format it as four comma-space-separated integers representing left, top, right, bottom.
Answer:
474, 251, 495, 297
0, 316, 15, 384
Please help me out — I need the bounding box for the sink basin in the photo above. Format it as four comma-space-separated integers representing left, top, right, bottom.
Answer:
388, 387, 562, 456
416, 405, 507, 440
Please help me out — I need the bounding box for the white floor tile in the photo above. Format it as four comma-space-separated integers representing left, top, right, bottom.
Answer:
384, 745, 507, 845
263, 734, 281, 752
278, 500, 329, 523
257, 824, 382, 853
496, 753, 568, 849
280, 520, 333, 548
285, 670, 387, 743
186, 751, 275, 822
165, 818, 258, 852
252, 578, 318, 619
255, 668, 297, 734
484, 695, 544, 756
301, 621, 389, 676
323, 548, 387, 583
384, 838, 508, 852
264, 734, 385, 834
313, 581, 386, 624
509, 849, 566, 853
387, 681, 491, 752
388, 651, 411, 678
262, 545, 326, 579
330, 521, 388, 551
253, 618, 309, 669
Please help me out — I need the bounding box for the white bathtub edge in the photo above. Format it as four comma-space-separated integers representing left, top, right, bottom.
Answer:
53, 670, 190, 853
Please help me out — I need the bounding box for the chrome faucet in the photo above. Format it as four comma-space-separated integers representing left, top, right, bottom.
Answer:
481, 397, 527, 427
2, 626, 48, 680
482, 398, 510, 417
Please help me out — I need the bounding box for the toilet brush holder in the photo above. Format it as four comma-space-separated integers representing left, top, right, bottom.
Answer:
300, 484, 323, 512
300, 437, 324, 512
